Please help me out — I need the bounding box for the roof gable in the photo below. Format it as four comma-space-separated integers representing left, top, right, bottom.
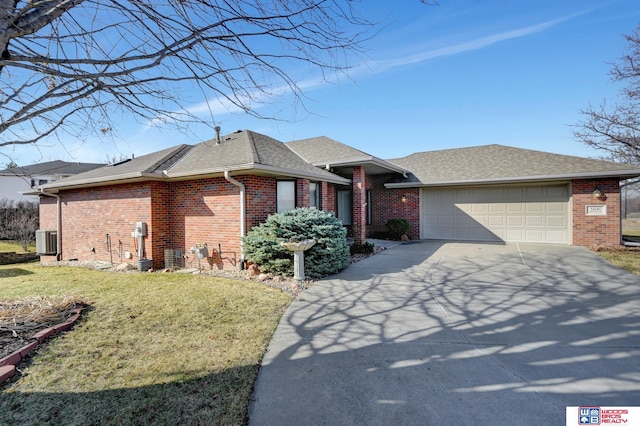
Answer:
167, 130, 348, 183
287, 136, 408, 175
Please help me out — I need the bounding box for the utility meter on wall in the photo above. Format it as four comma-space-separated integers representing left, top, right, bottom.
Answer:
132, 222, 147, 237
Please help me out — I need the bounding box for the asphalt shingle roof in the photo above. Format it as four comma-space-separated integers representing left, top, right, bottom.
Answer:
168, 130, 347, 183
287, 136, 375, 164
287, 136, 407, 175
42, 130, 349, 190
388, 144, 640, 186
42, 145, 190, 189
0, 160, 104, 177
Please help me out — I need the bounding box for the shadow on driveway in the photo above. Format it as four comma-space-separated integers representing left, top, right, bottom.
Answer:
249, 241, 640, 426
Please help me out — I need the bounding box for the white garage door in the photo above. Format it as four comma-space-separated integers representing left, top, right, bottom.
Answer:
420, 184, 569, 244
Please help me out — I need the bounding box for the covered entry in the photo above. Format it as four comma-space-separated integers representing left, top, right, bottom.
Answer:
420, 184, 570, 243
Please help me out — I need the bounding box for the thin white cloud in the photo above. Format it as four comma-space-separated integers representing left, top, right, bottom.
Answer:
149, 12, 585, 125
354, 13, 584, 77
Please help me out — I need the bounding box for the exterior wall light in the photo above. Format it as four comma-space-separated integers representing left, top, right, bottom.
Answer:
593, 187, 604, 199
401, 194, 408, 203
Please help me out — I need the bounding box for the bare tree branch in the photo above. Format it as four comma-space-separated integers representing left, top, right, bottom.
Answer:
0, 0, 384, 150
574, 24, 640, 164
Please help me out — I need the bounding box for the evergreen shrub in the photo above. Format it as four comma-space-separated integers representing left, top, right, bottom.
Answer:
386, 218, 410, 240
243, 208, 349, 278
349, 242, 375, 255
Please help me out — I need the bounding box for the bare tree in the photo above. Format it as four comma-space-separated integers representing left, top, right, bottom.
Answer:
0, 198, 38, 251
9, 200, 39, 251
0, 1, 377, 150
574, 25, 640, 164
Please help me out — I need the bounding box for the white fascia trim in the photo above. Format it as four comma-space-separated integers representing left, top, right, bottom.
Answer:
251, 164, 351, 185
167, 163, 351, 185
312, 157, 408, 175
36, 172, 164, 191
166, 163, 253, 179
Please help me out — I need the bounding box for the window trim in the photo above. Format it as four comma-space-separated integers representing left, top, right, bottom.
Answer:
336, 189, 352, 225
276, 180, 296, 213
309, 182, 320, 209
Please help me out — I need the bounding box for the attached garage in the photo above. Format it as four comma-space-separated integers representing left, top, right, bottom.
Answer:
420, 184, 570, 244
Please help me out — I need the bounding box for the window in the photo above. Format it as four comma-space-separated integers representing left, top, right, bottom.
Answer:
38, 179, 48, 185
309, 182, 320, 209
277, 181, 296, 213
336, 190, 352, 225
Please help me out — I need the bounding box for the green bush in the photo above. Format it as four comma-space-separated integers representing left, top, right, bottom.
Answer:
349, 242, 375, 255
386, 218, 410, 240
243, 208, 349, 278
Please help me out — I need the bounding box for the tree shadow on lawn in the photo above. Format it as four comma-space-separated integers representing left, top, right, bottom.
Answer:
249, 242, 640, 425
0, 268, 35, 278
1, 364, 257, 425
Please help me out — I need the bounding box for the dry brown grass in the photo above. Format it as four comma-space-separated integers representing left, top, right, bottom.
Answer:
596, 246, 640, 276
0, 296, 87, 336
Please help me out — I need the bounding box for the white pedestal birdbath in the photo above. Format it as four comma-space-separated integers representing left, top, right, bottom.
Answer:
281, 239, 316, 281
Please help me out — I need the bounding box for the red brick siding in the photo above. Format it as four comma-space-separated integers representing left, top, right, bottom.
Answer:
38, 183, 159, 266
369, 175, 420, 240
38, 175, 282, 270
244, 175, 277, 229
572, 178, 621, 246
352, 166, 367, 244
39, 196, 57, 230
321, 182, 336, 214
170, 178, 239, 267
170, 175, 277, 269
296, 178, 310, 208
150, 181, 171, 265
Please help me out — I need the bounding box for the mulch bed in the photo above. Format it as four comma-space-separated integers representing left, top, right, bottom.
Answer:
0, 297, 87, 361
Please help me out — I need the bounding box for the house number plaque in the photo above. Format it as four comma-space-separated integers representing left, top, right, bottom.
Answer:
585, 205, 607, 216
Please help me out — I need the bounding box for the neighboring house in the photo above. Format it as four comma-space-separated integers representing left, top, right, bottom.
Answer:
36, 130, 640, 269
0, 160, 104, 202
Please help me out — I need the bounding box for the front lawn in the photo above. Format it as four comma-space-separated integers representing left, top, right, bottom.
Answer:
0, 264, 292, 425
597, 247, 640, 276
0, 240, 35, 253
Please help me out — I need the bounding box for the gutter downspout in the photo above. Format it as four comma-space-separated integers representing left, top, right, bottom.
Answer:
40, 189, 62, 261
224, 170, 246, 269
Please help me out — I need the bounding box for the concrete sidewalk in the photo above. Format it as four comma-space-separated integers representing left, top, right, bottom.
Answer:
248, 241, 640, 425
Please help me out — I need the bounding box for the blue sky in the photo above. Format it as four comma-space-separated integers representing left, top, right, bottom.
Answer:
7, 0, 640, 166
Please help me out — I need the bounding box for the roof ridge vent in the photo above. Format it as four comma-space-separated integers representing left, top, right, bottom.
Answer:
214, 126, 221, 145
108, 158, 131, 167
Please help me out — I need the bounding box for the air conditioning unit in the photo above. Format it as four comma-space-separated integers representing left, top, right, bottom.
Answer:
36, 230, 57, 255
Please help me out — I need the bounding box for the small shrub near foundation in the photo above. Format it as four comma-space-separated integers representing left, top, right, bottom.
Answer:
386, 218, 410, 240
350, 242, 375, 255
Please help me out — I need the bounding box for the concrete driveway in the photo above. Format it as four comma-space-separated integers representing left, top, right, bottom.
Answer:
248, 241, 640, 425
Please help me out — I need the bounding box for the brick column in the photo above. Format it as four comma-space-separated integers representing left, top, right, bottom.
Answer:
572, 178, 620, 246
321, 181, 336, 214
320, 181, 329, 211
297, 178, 310, 208
352, 166, 366, 244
